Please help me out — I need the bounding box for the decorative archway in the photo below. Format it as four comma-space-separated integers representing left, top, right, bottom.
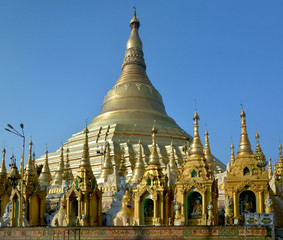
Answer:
141, 195, 154, 225
239, 190, 256, 217
71, 197, 79, 226
186, 191, 202, 220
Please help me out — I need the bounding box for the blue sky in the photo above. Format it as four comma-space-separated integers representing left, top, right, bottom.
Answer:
0, 1, 282, 168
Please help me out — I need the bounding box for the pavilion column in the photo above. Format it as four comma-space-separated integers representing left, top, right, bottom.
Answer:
258, 191, 263, 213
202, 193, 206, 216
165, 196, 169, 225
233, 192, 237, 218
160, 195, 164, 224
153, 198, 158, 219
66, 198, 70, 225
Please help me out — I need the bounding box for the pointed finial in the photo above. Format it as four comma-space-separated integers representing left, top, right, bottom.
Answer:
193, 108, 200, 122
268, 156, 273, 179
0, 148, 7, 175
152, 120, 157, 134
237, 105, 253, 156
130, 7, 140, 29
231, 138, 234, 149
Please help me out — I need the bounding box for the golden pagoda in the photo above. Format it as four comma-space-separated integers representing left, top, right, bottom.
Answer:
52, 146, 64, 185
130, 140, 145, 184
38, 148, 52, 186
10, 140, 46, 226
224, 107, 270, 225
174, 110, 218, 226
275, 143, 283, 179
0, 148, 11, 217
35, 10, 226, 184
132, 124, 174, 226
65, 126, 102, 226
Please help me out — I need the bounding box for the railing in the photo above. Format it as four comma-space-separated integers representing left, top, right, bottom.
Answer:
245, 213, 274, 240
53, 227, 80, 240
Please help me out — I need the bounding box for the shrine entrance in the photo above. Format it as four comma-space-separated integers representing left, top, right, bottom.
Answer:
239, 190, 256, 218
71, 198, 79, 226
186, 191, 202, 225
142, 198, 154, 225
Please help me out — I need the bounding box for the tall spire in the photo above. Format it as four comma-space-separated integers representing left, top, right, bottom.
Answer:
53, 146, 64, 185
89, 9, 183, 131
168, 141, 178, 174
80, 126, 91, 169
63, 146, 73, 183
254, 131, 267, 169
32, 151, 36, 173
237, 106, 253, 156
268, 157, 273, 180
98, 141, 113, 182
0, 148, 7, 176
122, 8, 145, 70
230, 142, 235, 167
25, 139, 34, 173
189, 109, 204, 156
130, 139, 145, 184
276, 143, 283, 177
204, 129, 216, 173
148, 122, 160, 166
39, 148, 52, 186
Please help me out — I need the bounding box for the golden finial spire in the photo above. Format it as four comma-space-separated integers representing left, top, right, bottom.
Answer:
25, 138, 34, 173
0, 148, 7, 175
123, 7, 144, 70
189, 108, 204, 156
268, 156, 273, 180
254, 131, 267, 170
32, 151, 36, 173
63, 145, 73, 183
168, 140, 178, 174
230, 141, 235, 167
276, 142, 283, 177
148, 121, 160, 165
39, 148, 52, 186
53, 146, 64, 185
204, 128, 216, 174
237, 105, 253, 156
99, 142, 113, 182
130, 139, 145, 184
81, 125, 91, 168
118, 147, 127, 177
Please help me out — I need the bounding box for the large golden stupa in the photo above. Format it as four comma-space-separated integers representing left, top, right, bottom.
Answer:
36, 11, 225, 178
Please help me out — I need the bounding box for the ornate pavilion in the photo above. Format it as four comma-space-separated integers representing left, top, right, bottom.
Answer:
0, 10, 282, 239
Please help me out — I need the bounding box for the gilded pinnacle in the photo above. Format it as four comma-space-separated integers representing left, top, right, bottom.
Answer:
0, 148, 7, 175
39, 148, 52, 186
130, 140, 145, 184
189, 109, 204, 155
237, 107, 253, 156
26, 139, 34, 173
148, 123, 160, 165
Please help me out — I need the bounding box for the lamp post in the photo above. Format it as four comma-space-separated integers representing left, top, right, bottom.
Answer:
5, 123, 25, 227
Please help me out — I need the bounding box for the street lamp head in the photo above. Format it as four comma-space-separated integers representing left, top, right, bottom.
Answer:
20, 123, 24, 129
7, 124, 14, 129
5, 128, 12, 133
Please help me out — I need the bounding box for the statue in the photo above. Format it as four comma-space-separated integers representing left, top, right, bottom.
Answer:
207, 202, 214, 225
243, 194, 253, 212
113, 190, 134, 226
51, 195, 67, 227
191, 199, 202, 218
224, 196, 233, 225
264, 195, 273, 213
174, 203, 181, 220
